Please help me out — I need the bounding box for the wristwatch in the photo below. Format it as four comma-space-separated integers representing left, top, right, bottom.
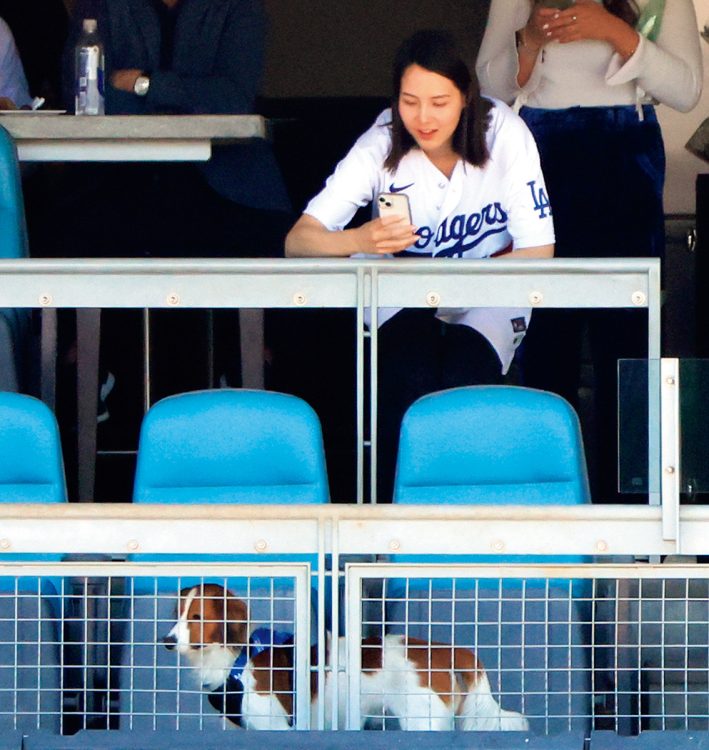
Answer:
133, 75, 150, 97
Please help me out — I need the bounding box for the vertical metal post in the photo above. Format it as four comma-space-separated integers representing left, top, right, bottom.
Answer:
647, 264, 662, 507
330, 518, 340, 729
294, 565, 311, 729
142, 308, 151, 413
40, 309, 57, 408
76, 308, 101, 502
206, 309, 216, 388
346, 567, 363, 730
369, 269, 379, 504
660, 358, 680, 547
356, 268, 366, 505
239, 309, 265, 389
316, 519, 327, 730
615, 577, 639, 736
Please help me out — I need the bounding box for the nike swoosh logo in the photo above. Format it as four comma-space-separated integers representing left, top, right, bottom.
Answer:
388, 182, 414, 193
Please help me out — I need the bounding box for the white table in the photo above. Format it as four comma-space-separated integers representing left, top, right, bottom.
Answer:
0, 113, 266, 161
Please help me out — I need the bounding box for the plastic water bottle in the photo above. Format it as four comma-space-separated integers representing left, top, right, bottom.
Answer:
75, 19, 105, 115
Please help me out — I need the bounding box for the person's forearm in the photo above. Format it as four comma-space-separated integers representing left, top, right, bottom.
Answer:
509, 243, 555, 259
634, 0, 703, 113
516, 31, 543, 88
604, 18, 641, 62
285, 222, 364, 258
476, 0, 531, 102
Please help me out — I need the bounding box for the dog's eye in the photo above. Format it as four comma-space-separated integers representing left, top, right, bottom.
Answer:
191, 614, 201, 621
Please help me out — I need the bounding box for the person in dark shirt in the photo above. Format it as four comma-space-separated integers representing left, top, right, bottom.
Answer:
59, 0, 291, 258
0, 0, 68, 108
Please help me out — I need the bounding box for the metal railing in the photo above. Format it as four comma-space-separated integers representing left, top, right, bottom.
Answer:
0, 256, 663, 505
0, 551, 707, 735
2, 256, 704, 739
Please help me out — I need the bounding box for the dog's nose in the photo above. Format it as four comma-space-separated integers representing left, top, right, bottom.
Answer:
163, 633, 177, 650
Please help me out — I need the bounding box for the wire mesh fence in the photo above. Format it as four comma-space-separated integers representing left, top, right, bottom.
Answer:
0, 562, 706, 738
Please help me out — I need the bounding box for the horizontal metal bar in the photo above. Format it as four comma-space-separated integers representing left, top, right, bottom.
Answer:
347, 562, 709, 581
0, 258, 658, 310
3, 114, 266, 140
0, 561, 310, 578
376, 267, 652, 309
0, 505, 707, 556
1, 559, 705, 582
17, 140, 211, 162
0, 260, 361, 308
0, 516, 320, 555
0, 502, 676, 521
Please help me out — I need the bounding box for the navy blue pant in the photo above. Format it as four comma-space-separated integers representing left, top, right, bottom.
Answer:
377, 308, 503, 503
520, 105, 665, 503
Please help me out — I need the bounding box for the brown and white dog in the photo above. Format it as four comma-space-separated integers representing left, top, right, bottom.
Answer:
164, 583, 528, 732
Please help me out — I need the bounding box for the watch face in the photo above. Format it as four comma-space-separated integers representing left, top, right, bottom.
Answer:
134, 76, 149, 96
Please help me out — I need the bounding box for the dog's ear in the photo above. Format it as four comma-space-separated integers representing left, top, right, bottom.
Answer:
225, 593, 248, 649
175, 586, 194, 621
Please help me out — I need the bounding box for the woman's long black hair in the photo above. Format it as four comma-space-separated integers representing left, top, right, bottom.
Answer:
603, 0, 640, 27
530, 0, 639, 24
384, 30, 492, 172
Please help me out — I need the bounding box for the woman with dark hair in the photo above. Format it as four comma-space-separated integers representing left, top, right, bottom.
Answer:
476, 0, 702, 503
286, 29, 554, 501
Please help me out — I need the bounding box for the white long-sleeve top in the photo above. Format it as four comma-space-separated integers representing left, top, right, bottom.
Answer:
0, 18, 30, 108
476, 0, 703, 113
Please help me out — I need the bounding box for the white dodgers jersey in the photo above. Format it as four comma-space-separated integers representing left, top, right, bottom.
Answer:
304, 98, 555, 373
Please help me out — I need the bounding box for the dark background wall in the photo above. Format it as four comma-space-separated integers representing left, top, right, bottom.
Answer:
261, 0, 491, 98
60, 0, 492, 98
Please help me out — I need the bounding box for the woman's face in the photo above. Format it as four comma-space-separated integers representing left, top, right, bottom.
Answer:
398, 64, 466, 159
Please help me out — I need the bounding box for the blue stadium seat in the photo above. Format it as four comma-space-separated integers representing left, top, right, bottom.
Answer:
0, 127, 30, 392
117, 389, 329, 730
387, 386, 593, 735
0, 392, 67, 733
394, 385, 589, 507
133, 389, 329, 505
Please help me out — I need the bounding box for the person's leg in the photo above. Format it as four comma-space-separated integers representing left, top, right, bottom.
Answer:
439, 322, 504, 389
521, 309, 585, 410
517, 108, 598, 413
268, 309, 358, 502
520, 106, 664, 506
376, 309, 440, 503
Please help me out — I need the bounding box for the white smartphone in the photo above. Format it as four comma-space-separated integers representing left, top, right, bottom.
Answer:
377, 193, 412, 224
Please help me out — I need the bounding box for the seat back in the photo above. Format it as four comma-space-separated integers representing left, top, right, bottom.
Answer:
394, 385, 589, 506
0, 392, 66, 733
389, 386, 592, 734
0, 126, 28, 261
119, 389, 328, 730
0, 392, 66, 503
0, 127, 30, 392
133, 389, 329, 505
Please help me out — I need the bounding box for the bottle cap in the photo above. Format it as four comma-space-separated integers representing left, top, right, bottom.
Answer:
82, 19, 98, 33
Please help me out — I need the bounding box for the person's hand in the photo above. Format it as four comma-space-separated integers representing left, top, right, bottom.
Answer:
356, 214, 418, 255
0, 97, 17, 110
538, 0, 627, 45
110, 69, 143, 93
521, 3, 551, 51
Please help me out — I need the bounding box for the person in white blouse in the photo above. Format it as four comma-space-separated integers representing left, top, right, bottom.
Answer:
476, 0, 703, 504
287, 30, 554, 500
0, 16, 30, 109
